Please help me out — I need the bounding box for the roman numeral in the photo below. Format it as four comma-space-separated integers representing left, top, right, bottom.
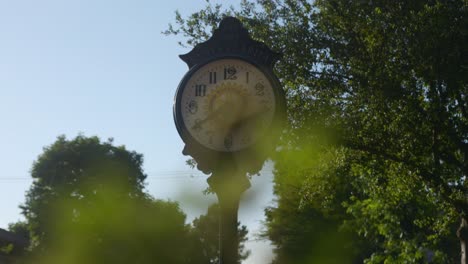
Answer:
209, 72, 217, 84
195, 84, 206, 96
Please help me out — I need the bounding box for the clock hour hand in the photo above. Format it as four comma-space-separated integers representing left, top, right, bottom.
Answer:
191, 103, 233, 130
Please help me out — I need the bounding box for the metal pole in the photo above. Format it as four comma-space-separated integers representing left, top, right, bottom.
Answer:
208, 168, 250, 264
217, 190, 240, 264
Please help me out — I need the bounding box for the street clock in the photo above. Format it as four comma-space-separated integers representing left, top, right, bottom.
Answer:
173, 17, 285, 174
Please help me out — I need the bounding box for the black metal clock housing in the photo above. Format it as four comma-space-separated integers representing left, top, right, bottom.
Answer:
173, 17, 285, 174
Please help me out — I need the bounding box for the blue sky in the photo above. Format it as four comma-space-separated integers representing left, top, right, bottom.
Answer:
0, 0, 274, 262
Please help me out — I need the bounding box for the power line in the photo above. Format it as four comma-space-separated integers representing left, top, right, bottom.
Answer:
0, 170, 274, 182
0, 176, 204, 182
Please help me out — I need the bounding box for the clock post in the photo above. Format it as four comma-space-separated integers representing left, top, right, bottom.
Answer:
173, 17, 285, 264
208, 164, 250, 263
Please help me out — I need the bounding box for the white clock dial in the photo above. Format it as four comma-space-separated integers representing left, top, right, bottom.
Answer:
179, 58, 276, 152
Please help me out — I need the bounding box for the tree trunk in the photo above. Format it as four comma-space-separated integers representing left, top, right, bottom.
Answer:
458, 217, 468, 264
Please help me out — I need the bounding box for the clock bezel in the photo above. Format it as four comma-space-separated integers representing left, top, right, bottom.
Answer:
173, 55, 285, 155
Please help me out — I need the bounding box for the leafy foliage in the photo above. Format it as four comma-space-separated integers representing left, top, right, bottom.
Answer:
167, 0, 467, 262
29, 192, 194, 264
21, 135, 148, 250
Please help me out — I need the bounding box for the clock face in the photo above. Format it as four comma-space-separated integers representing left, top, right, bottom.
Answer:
177, 58, 277, 152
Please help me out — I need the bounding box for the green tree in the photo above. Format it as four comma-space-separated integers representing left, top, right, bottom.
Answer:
1, 222, 30, 260
21, 135, 147, 250
19, 135, 195, 264
167, 0, 467, 262
190, 203, 250, 263
7, 222, 29, 243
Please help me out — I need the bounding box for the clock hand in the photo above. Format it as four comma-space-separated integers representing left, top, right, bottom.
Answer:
191, 103, 233, 130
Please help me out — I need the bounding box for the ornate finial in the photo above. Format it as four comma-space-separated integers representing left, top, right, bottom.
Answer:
179, 17, 281, 69
217, 16, 248, 34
